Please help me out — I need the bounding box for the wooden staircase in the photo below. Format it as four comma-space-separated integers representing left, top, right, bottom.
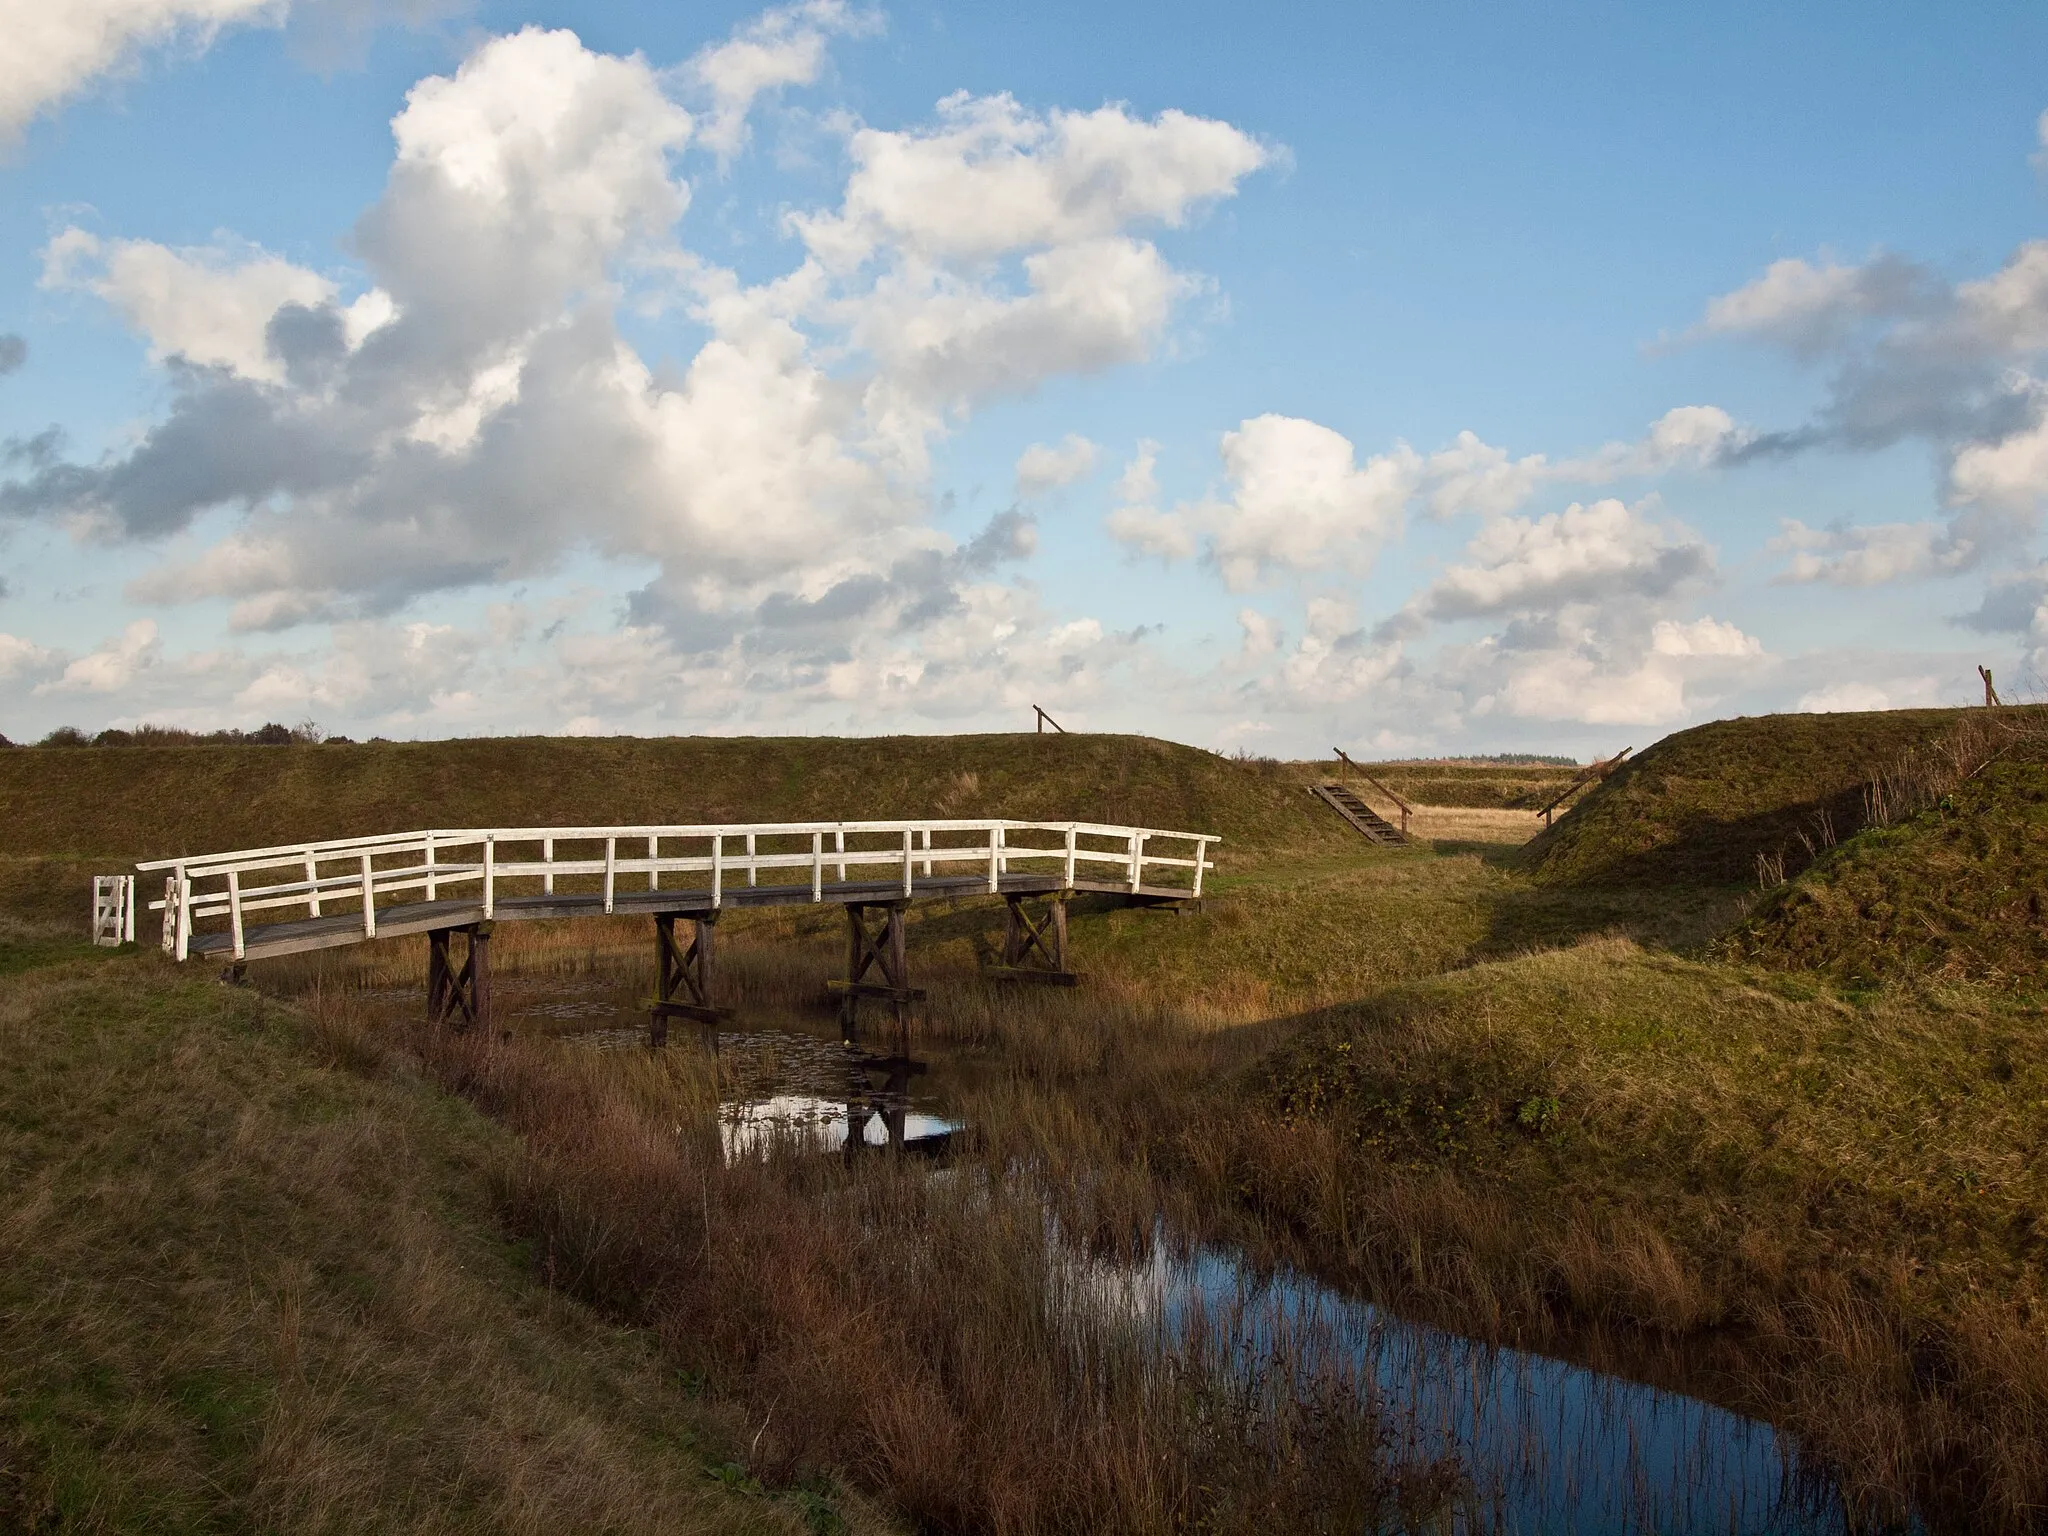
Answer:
1310, 783, 1408, 846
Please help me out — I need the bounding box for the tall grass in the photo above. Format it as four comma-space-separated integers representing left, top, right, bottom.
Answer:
219, 791, 2048, 1528
1860, 705, 2048, 830
300, 979, 1459, 1534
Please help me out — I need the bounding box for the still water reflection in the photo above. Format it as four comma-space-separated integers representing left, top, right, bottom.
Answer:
1071, 1237, 1888, 1533
498, 976, 1900, 1534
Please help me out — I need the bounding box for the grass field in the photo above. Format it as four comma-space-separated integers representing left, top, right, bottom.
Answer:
6, 711, 2047, 1528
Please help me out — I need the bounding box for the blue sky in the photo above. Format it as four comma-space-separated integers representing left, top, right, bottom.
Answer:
3, 0, 2046, 755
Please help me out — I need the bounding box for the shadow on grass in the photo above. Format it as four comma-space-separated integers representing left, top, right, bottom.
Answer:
1469, 879, 1755, 960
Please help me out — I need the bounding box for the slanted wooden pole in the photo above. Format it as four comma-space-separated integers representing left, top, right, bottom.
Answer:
1538, 747, 1632, 828
1981, 665, 2001, 707
1333, 748, 1413, 839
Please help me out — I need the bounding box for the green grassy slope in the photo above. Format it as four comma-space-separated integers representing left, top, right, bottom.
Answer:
1727, 742, 2048, 990
1260, 939, 2048, 1301
1518, 708, 2004, 888
0, 734, 1333, 926
0, 953, 869, 1534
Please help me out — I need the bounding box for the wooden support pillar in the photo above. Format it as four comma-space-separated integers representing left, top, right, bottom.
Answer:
987, 890, 1080, 986
427, 923, 491, 1032
828, 900, 925, 1047
649, 910, 730, 1046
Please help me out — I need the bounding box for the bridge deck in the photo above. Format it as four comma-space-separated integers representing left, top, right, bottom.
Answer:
183, 873, 1189, 962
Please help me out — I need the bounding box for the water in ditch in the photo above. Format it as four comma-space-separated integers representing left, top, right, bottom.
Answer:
484, 972, 1903, 1534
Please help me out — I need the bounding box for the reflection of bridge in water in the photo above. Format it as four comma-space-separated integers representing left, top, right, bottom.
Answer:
137, 818, 1215, 1043
720, 1055, 957, 1162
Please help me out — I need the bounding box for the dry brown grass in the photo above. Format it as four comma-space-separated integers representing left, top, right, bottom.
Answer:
291, 984, 1460, 1535
1406, 806, 1542, 847
0, 955, 884, 1535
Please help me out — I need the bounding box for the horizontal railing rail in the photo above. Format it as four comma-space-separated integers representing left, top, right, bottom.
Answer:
138, 819, 1218, 962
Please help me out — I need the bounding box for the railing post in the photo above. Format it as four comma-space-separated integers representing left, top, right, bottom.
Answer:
1192, 837, 1209, 898
747, 832, 758, 887
603, 837, 616, 914
711, 833, 723, 909
306, 850, 322, 917
648, 834, 660, 892
920, 826, 932, 878
543, 836, 555, 895
124, 874, 136, 943
483, 835, 496, 920
423, 833, 436, 902
176, 867, 191, 961
161, 875, 177, 955
227, 871, 246, 960
1064, 826, 1077, 887
834, 828, 846, 884
988, 825, 1001, 893
901, 828, 913, 897
1129, 832, 1147, 894
360, 854, 377, 938
812, 831, 823, 901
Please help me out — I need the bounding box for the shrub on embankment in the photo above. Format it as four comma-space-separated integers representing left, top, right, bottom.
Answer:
0, 732, 1329, 926
1518, 706, 2026, 888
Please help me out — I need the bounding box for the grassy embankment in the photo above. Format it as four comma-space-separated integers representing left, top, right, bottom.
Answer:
1248, 707, 2048, 1526
0, 946, 884, 1534
7, 716, 2048, 1527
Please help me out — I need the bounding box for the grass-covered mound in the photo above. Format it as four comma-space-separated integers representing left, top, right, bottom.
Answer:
1518, 708, 1996, 888
0, 732, 1329, 926
0, 951, 840, 1533
1727, 740, 2048, 990
1260, 939, 2046, 1288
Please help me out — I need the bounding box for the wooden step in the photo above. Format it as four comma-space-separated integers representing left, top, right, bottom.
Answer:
1309, 784, 1408, 846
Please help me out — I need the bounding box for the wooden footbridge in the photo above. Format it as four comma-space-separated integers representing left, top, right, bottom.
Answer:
135, 820, 1215, 1042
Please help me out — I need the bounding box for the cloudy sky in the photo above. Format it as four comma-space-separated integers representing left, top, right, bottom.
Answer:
3, 1, 2046, 754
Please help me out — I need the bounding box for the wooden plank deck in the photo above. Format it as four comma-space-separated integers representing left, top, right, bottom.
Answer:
181, 873, 1191, 962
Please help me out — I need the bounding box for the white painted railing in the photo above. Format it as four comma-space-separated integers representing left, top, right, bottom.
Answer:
136, 819, 1218, 962
92, 874, 137, 946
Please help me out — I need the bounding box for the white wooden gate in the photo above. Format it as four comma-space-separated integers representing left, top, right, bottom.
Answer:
92, 874, 137, 946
